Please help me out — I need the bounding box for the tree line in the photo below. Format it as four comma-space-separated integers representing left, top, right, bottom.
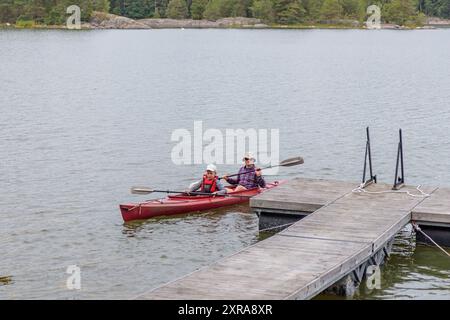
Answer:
0, 1, 109, 24
1, 0, 449, 26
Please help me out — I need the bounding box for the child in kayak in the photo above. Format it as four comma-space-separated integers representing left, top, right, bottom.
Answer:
222, 152, 266, 192
187, 164, 227, 195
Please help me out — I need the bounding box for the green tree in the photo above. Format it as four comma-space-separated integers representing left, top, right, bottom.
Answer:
155, 0, 170, 17
273, 0, 306, 24
384, 0, 418, 25
190, 0, 208, 19
45, 7, 64, 25
124, 0, 153, 19
203, 0, 223, 20
0, 0, 109, 24
357, 0, 369, 21
423, 0, 450, 18
203, 0, 250, 20
109, 0, 125, 15
251, 0, 275, 22
341, 0, 360, 18
302, 0, 324, 21
320, 0, 343, 20
233, 0, 252, 17
167, 0, 189, 18
0, 4, 16, 23
95, 0, 110, 12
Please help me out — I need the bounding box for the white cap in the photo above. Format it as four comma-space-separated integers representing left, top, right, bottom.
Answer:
206, 164, 217, 172
243, 152, 256, 161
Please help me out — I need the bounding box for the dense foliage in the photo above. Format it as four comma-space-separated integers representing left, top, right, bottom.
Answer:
0, 1, 109, 24
1, 0, 449, 25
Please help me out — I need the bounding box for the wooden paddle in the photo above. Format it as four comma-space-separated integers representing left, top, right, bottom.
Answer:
219, 156, 304, 180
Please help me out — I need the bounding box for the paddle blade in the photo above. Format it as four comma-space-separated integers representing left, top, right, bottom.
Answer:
130, 187, 154, 195
279, 156, 304, 167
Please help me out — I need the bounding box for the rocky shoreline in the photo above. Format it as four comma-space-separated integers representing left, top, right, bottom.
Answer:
88, 12, 268, 29
2, 12, 450, 30
426, 17, 450, 25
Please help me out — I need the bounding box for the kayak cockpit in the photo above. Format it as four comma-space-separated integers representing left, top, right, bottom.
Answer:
167, 186, 260, 200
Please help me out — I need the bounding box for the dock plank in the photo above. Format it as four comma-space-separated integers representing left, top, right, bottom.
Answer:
250, 178, 358, 213
412, 187, 450, 225
139, 235, 371, 300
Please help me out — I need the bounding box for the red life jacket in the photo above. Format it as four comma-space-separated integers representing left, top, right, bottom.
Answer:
201, 175, 218, 193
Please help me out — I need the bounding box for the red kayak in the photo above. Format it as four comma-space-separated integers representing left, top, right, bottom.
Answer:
120, 181, 283, 222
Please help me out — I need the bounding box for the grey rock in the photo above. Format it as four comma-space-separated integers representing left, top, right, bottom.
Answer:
90, 12, 150, 29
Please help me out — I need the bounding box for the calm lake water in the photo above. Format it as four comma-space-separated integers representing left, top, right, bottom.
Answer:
1, 29, 449, 299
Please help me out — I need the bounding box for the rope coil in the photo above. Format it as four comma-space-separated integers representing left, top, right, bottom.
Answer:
352, 184, 431, 198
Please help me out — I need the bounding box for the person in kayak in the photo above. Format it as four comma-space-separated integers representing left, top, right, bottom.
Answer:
222, 152, 266, 192
187, 164, 227, 195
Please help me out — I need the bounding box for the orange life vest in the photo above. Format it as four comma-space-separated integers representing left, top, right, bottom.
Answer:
201, 175, 218, 193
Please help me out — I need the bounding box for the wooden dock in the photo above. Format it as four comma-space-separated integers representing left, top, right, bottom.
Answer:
412, 187, 450, 227
138, 178, 450, 300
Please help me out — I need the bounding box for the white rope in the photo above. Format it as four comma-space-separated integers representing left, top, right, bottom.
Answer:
412, 222, 450, 258
352, 183, 431, 198
259, 221, 295, 232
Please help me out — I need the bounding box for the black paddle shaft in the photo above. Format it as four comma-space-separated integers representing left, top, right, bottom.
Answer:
218, 167, 263, 180
219, 156, 304, 180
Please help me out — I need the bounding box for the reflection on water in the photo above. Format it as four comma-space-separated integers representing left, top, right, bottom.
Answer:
0, 276, 13, 286
121, 203, 255, 237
